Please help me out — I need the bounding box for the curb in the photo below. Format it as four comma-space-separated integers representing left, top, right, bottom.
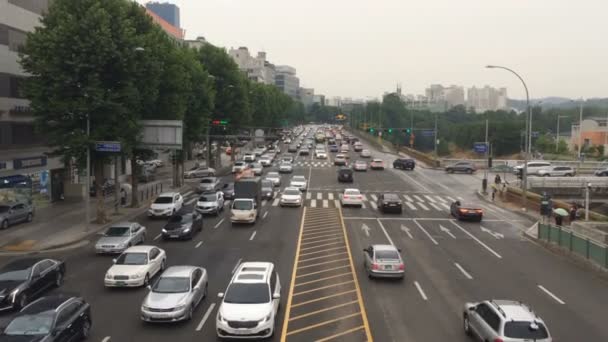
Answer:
474, 190, 540, 222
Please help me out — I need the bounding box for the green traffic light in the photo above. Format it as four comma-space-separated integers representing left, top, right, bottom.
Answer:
388, 128, 393, 133
369, 128, 374, 133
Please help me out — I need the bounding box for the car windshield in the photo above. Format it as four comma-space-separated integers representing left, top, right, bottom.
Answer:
284, 189, 301, 196
105, 227, 130, 236
504, 321, 549, 339
116, 252, 148, 265
262, 181, 273, 188
169, 214, 193, 223
200, 194, 216, 202
154, 197, 173, 204
235, 162, 244, 166
345, 190, 360, 195
268, 173, 279, 178
200, 179, 213, 183
0, 268, 30, 281
4, 312, 54, 336
233, 200, 253, 210
375, 250, 400, 260
0, 206, 9, 213
293, 176, 305, 181
224, 283, 270, 304
152, 276, 190, 293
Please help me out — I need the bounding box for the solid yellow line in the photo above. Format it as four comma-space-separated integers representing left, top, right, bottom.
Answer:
291, 289, 357, 308
294, 272, 353, 287
299, 246, 346, 257
289, 300, 359, 321
299, 251, 348, 263
297, 258, 350, 269
314, 325, 366, 342
293, 280, 355, 296
338, 207, 374, 342
301, 232, 343, 241
286, 312, 361, 336
280, 207, 307, 342
296, 265, 351, 278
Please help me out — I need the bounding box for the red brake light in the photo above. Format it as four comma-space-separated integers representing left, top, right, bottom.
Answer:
399, 263, 405, 270
493, 339, 504, 342
358, 195, 363, 199
459, 208, 468, 213
371, 263, 379, 270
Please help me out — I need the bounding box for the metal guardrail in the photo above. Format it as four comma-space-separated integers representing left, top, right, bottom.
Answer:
440, 158, 608, 174
538, 223, 607, 269
527, 177, 608, 189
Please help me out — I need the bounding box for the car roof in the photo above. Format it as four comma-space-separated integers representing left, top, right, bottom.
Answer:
158, 192, 179, 197
372, 244, 398, 251
344, 188, 360, 192
110, 221, 137, 228
21, 294, 78, 314
284, 187, 301, 192
124, 245, 156, 253
383, 193, 400, 198
234, 262, 273, 283
3, 257, 45, 270
161, 266, 199, 278
372, 159, 383, 162
489, 300, 539, 321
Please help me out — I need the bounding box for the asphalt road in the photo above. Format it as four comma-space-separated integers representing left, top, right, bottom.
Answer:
1, 129, 608, 342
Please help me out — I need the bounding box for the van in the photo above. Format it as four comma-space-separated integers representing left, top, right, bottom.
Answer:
514, 161, 551, 176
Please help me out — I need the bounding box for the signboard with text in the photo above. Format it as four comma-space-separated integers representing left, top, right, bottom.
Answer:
473, 142, 488, 154
94, 141, 121, 153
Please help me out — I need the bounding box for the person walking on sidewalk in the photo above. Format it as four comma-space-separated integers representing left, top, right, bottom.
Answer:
554, 212, 563, 226
491, 183, 497, 201
569, 204, 577, 224
494, 174, 502, 186
120, 188, 127, 206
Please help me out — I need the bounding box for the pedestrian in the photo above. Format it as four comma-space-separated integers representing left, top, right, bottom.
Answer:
494, 174, 502, 186
120, 188, 127, 206
555, 213, 563, 226
569, 204, 577, 224
491, 183, 497, 201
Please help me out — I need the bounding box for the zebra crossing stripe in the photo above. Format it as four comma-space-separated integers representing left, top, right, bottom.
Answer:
361, 202, 367, 209
186, 197, 197, 205
440, 202, 451, 210
323, 200, 329, 208
361, 194, 368, 201
262, 200, 268, 206
429, 202, 443, 211
272, 198, 280, 206
417, 202, 430, 210
446, 196, 456, 202
306, 192, 312, 200
370, 201, 378, 210
424, 195, 436, 203
371, 194, 378, 201
403, 194, 413, 202
334, 200, 341, 208
328, 193, 334, 200
311, 199, 317, 208
457, 196, 464, 201
413, 195, 424, 202
435, 196, 447, 203
316, 192, 322, 200
405, 202, 417, 210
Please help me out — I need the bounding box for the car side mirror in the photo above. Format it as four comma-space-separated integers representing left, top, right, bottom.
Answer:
398, 248, 402, 252
272, 293, 280, 299
468, 306, 476, 311
147, 285, 152, 290
112, 259, 117, 264
217, 292, 224, 298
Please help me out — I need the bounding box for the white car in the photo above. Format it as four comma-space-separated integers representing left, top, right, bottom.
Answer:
216, 262, 281, 339
230, 198, 258, 224
243, 153, 256, 162
360, 149, 372, 158
341, 188, 363, 207
334, 154, 347, 166
289, 175, 308, 191
279, 161, 293, 173
232, 161, 249, 174
259, 156, 272, 167
280, 187, 303, 207
104, 245, 166, 287
315, 150, 327, 159
148, 192, 184, 218
265, 172, 281, 187
196, 191, 225, 215
253, 147, 266, 156
141, 266, 208, 323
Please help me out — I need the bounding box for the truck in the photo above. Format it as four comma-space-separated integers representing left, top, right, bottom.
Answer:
231, 177, 262, 224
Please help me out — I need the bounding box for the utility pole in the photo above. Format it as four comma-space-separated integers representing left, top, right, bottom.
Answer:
85, 115, 90, 231
483, 119, 489, 194
578, 99, 584, 159
206, 125, 211, 168
434, 112, 438, 156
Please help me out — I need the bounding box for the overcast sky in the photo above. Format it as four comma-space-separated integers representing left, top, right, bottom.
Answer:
137, 0, 607, 100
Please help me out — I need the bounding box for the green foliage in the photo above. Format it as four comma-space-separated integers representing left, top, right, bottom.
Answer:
557, 139, 569, 154
535, 134, 555, 153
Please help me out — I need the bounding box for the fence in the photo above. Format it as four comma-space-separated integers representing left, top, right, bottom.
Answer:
139, 182, 164, 203
440, 158, 608, 174
538, 223, 608, 269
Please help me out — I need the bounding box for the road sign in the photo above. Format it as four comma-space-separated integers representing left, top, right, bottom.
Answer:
421, 130, 434, 137
531, 131, 540, 138
473, 142, 488, 154
95, 141, 121, 153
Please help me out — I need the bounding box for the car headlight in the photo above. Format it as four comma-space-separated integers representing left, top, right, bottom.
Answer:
218, 313, 227, 323
9, 289, 19, 303
260, 312, 272, 323
141, 305, 151, 311
131, 273, 145, 279
105, 273, 113, 280
161, 229, 167, 233
173, 305, 186, 311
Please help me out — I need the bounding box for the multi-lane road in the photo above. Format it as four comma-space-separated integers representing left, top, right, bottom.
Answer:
1, 129, 608, 341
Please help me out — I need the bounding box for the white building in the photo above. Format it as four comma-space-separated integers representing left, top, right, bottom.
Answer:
467, 86, 508, 113
424, 84, 465, 109
228, 47, 276, 85
185, 36, 210, 49
298, 87, 315, 110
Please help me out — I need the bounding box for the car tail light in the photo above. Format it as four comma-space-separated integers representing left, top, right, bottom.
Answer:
475, 209, 483, 214
358, 195, 363, 199
493, 339, 504, 342
399, 263, 405, 270
371, 263, 379, 270
459, 208, 468, 214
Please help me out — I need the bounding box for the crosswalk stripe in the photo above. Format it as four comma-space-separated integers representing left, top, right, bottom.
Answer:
405, 202, 417, 210
317, 192, 322, 200
435, 196, 447, 203
272, 198, 280, 206
306, 192, 312, 200
361, 202, 367, 209
182, 190, 193, 198
430, 202, 443, 211
186, 197, 197, 205
413, 195, 424, 202
262, 200, 268, 206
370, 201, 378, 209
225, 200, 231, 206
439, 202, 450, 210
371, 194, 378, 201
446, 196, 456, 202
322, 200, 328, 208
403, 194, 413, 202
334, 200, 341, 208
457, 196, 464, 201
328, 193, 334, 200
311, 199, 317, 208
424, 195, 436, 203
361, 194, 368, 201
417, 202, 430, 210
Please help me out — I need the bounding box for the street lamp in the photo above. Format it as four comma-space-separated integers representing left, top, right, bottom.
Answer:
556, 115, 568, 153
486, 65, 531, 211
577, 98, 584, 159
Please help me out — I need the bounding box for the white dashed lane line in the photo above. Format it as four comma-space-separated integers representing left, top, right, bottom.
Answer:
153, 233, 162, 241
196, 303, 217, 331
414, 281, 428, 301
454, 263, 473, 280
102, 337, 111, 342
249, 231, 257, 241
538, 285, 566, 305
195, 241, 203, 249
214, 218, 224, 229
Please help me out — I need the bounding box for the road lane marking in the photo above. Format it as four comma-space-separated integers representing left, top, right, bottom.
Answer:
299, 251, 348, 263
454, 263, 473, 279
262, 200, 268, 206
439, 225, 456, 239
413, 195, 424, 202
450, 221, 502, 259
186, 197, 197, 205
361, 202, 367, 209
323, 199, 328, 208
294, 272, 352, 286
231, 258, 242, 274
293, 280, 355, 296
328, 193, 334, 200
435, 196, 447, 203
429, 202, 443, 211
424, 195, 436, 203
405, 202, 417, 210
413, 220, 439, 245
300, 237, 343, 246
214, 218, 224, 229
300, 241, 345, 251
401, 225, 413, 239
311, 199, 317, 208
195, 302, 216, 331
458, 196, 464, 201
299, 246, 346, 257
306, 192, 312, 199
334, 199, 341, 208
538, 285, 566, 304
263, 211, 268, 219
249, 231, 257, 240
315, 325, 366, 342
272, 198, 280, 206
182, 190, 193, 197
289, 300, 359, 321
414, 281, 428, 301
301, 233, 343, 241
317, 192, 322, 200
153, 233, 162, 241
102, 337, 111, 342
370, 201, 378, 210
370, 194, 378, 201
403, 194, 413, 201
285, 312, 362, 336
297, 258, 350, 269
361, 194, 368, 201
296, 265, 351, 278
376, 219, 395, 246
195, 241, 203, 249
417, 202, 430, 210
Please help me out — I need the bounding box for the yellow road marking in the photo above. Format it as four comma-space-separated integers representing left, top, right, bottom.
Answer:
291, 290, 357, 308
300, 241, 345, 251
299, 251, 348, 263
2, 240, 37, 251
293, 280, 355, 296
295, 272, 353, 287
337, 207, 374, 341
314, 325, 366, 342
303, 222, 343, 229
296, 265, 351, 278
289, 300, 359, 321
297, 258, 350, 269
286, 312, 361, 336
302, 229, 343, 237
299, 246, 346, 257
300, 238, 344, 247
301, 233, 343, 242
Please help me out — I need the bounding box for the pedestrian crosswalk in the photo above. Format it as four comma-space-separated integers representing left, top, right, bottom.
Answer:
289, 161, 333, 168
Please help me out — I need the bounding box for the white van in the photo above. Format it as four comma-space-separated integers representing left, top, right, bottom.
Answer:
514, 161, 551, 176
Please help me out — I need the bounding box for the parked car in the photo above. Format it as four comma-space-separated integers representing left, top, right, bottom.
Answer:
445, 161, 477, 174
104, 245, 166, 287
340, 188, 363, 207
463, 300, 552, 342
353, 160, 368, 172
379, 193, 403, 214
0, 202, 34, 230
147, 192, 184, 218
537, 166, 575, 177
216, 262, 281, 339
370, 159, 385, 170
184, 167, 216, 179
196, 191, 225, 215
393, 158, 415, 170
162, 211, 203, 240
198, 177, 221, 193
513, 161, 551, 176
141, 266, 208, 323
363, 244, 404, 279
221, 182, 236, 200
95, 222, 147, 254
261, 180, 275, 200
595, 168, 608, 176
450, 200, 483, 221
265, 172, 281, 187
2, 295, 92, 340
0, 258, 66, 310
338, 167, 354, 182
280, 187, 303, 207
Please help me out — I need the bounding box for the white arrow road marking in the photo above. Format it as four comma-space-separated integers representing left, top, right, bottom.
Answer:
186, 197, 197, 205
361, 224, 371, 237
196, 303, 217, 331
401, 225, 413, 239
153, 233, 162, 241
413, 220, 438, 245
481, 226, 503, 239
439, 225, 456, 239
451, 221, 502, 258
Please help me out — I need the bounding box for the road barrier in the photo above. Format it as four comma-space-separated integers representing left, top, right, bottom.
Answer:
440, 158, 608, 174
538, 223, 608, 270
139, 182, 163, 203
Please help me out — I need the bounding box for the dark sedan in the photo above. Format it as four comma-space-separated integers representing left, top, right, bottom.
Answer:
261, 180, 274, 200
445, 161, 476, 174
379, 193, 403, 214
162, 211, 203, 240
450, 201, 483, 221
393, 158, 416, 170
221, 182, 235, 200
0, 258, 65, 311
1, 294, 92, 341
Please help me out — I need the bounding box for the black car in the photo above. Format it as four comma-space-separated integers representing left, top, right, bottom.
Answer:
450, 201, 483, 221
162, 212, 203, 240
445, 161, 476, 174
393, 158, 416, 170
0, 258, 66, 311
299, 148, 310, 156
221, 182, 235, 200
1, 295, 92, 341
379, 193, 403, 214
337, 168, 354, 183
261, 180, 274, 200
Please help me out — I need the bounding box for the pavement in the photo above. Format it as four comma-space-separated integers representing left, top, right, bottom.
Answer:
0, 129, 607, 341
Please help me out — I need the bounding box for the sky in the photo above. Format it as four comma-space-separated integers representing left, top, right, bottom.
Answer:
137, 0, 608, 100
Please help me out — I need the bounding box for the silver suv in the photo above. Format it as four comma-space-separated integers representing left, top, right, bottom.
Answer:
463, 299, 551, 342
0, 202, 34, 230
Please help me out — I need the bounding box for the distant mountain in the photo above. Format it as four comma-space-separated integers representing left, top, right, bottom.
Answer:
508, 97, 608, 111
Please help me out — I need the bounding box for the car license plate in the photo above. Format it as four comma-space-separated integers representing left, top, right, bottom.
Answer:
384, 265, 393, 270
116, 281, 127, 286
170, 235, 179, 238
389, 204, 397, 206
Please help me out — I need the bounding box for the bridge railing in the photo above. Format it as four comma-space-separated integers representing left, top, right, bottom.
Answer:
527, 177, 608, 189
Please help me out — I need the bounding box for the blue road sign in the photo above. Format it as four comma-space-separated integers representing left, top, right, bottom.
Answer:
473, 142, 488, 154
421, 130, 435, 137
95, 141, 121, 153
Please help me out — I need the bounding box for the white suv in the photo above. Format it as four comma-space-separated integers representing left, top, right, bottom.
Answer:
216, 262, 281, 339
147, 192, 184, 218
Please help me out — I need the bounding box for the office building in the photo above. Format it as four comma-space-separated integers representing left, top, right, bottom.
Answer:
275, 65, 300, 99
298, 88, 315, 110
228, 47, 277, 85
145, 2, 180, 28
467, 86, 508, 113
144, 6, 184, 40
424, 84, 465, 109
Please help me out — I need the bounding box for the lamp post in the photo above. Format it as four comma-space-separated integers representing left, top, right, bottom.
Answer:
486, 65, 531, 211
556, 115, 568, 153
578, 99, 584, 159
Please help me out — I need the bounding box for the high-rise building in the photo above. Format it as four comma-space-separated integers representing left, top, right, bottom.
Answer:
275, 65, 300, 99
467, 86, 508, 113
145, 1, 180, 28
298, 87, 315, 110
144, 6, 184, 40
228, 47, 276, 85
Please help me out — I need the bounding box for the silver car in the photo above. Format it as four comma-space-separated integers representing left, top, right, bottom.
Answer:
198, 177, 220, 192
250, 162, 264, 176
279, 161, 293, 173
0, 202, 34, 230
95, 222, 147, 254
265, 172, 281, 187
363, 244, 404, 279
184, 167, 216, 179
464, 300, 552, 342
141, 266, 208, 323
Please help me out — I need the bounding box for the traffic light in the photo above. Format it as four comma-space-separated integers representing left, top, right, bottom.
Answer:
211, 119, 229, 126
388, 128, 393, 134
406, 128, 411, 134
